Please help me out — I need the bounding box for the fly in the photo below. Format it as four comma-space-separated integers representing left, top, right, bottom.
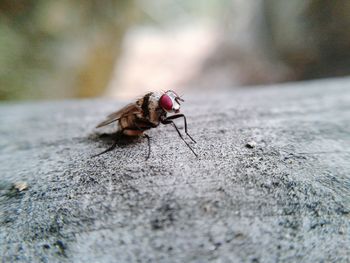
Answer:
94, 90, 197, 159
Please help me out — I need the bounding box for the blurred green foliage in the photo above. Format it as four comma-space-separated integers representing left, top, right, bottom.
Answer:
0, 0, 233, 101
264, 0, 350, 79
0, 0, 139, 100
2, 0, 348, 101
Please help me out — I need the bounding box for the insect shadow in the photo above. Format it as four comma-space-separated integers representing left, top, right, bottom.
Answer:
89, 131, 150, 158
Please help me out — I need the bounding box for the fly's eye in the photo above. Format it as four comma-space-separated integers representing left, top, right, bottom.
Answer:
159, 94, 173, 111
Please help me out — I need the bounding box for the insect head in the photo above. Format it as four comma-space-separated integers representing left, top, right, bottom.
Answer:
159, 90, 184, 113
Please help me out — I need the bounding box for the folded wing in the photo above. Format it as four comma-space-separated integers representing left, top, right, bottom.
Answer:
96, 103, 142, 128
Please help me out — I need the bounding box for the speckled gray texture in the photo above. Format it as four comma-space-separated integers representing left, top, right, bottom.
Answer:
1, 78, 350, 263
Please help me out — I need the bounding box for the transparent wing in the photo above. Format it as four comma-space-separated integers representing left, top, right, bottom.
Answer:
96, 103, 142, 128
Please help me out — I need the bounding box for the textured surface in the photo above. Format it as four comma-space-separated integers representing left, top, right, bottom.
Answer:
1, 78, 350, 262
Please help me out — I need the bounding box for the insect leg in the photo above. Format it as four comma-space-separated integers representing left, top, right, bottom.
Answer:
92, 128, 138, 157
164, 114, 196, 143
143, 134, 151, 160
92, 140, 118, 157
133, 121, 154, 160
161, 119, 198, 157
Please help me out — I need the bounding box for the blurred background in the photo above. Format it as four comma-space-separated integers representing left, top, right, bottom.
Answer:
1, 0, 350, 101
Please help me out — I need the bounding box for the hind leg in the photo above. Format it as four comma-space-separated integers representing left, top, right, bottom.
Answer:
92, 140, 118, 157
93, 128, 142, 157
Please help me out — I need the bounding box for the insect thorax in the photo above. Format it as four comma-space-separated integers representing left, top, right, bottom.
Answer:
118, 92, 166, 132
142, 92, 166, 124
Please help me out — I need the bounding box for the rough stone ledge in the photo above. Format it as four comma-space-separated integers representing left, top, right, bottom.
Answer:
1, 77, 350, 262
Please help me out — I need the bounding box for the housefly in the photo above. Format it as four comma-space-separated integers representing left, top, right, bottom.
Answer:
94, 90, 197, 159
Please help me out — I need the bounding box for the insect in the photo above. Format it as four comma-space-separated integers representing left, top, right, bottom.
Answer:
94, 90, 197, 159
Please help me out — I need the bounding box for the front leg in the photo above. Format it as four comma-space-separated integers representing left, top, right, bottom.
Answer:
163, 114, 196, 143
161, 118, 197, 157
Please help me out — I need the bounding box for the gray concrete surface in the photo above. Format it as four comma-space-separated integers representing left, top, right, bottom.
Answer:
1, 77, 350, 263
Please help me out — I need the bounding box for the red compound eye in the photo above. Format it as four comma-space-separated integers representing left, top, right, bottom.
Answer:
159, 94, 173, 111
